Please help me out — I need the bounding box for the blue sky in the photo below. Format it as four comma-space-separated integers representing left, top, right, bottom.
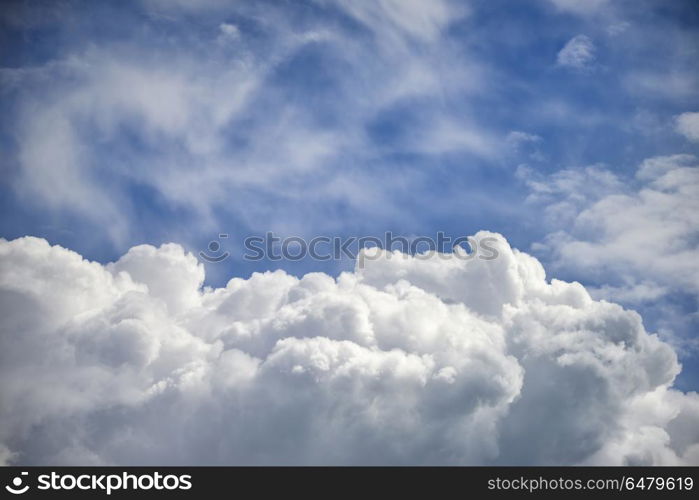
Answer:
1, 1, 699, 390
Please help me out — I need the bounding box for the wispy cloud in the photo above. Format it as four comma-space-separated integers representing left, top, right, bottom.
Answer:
556, 35, 596, 69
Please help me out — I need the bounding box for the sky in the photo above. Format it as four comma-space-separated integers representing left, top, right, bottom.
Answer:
0, 0, 698, 465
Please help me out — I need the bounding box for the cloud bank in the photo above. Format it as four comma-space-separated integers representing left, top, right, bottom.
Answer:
1, 232, 697, 465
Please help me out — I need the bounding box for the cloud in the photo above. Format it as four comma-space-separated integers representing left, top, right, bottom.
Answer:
557, 35, 596, 69
2, 0, 492, 244
0, 232, 696, 465
522, 155, 699, 299
546, 0, 610, 16
520, 155, 699, 360
142, 0, 232, 14
507, 131, 541, 145
624, 71, 699, 99
323, 0, 463, 43
607, 21, 630, 37
517, 163, 624, 225
676, 112, 699, 142
2, 0, 698, 467
217, 23, 240, 44
5, 48, 263, 243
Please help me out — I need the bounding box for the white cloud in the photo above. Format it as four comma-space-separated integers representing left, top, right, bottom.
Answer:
410, 118, 499, 158
6, 49, 263, 243
546, 0, 610, 16
507, 131, 542, 156
142, 0, 231, 13
557, 35, 596, 69
517, 163, 625, 226
217, 23, 240, 43
521, 154, 699, 363
507, 131, 541, 145
625, 71, 699, 99
0, 232, 696, 465
323, 0, 462, 43
607, 21, 630, 37
676, 112, 699, 142
523, 155, 699, 301
4, 0, 492, 240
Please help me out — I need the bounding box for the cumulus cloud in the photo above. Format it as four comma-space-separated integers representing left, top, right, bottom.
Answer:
557, 35, 596, 69
0, 232, 696, 465
676, 112, 699, 142
521, 155, 699, 300
520, 155, 699, 360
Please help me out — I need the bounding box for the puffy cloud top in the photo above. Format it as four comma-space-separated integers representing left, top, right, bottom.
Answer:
0, 233, 697, 465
